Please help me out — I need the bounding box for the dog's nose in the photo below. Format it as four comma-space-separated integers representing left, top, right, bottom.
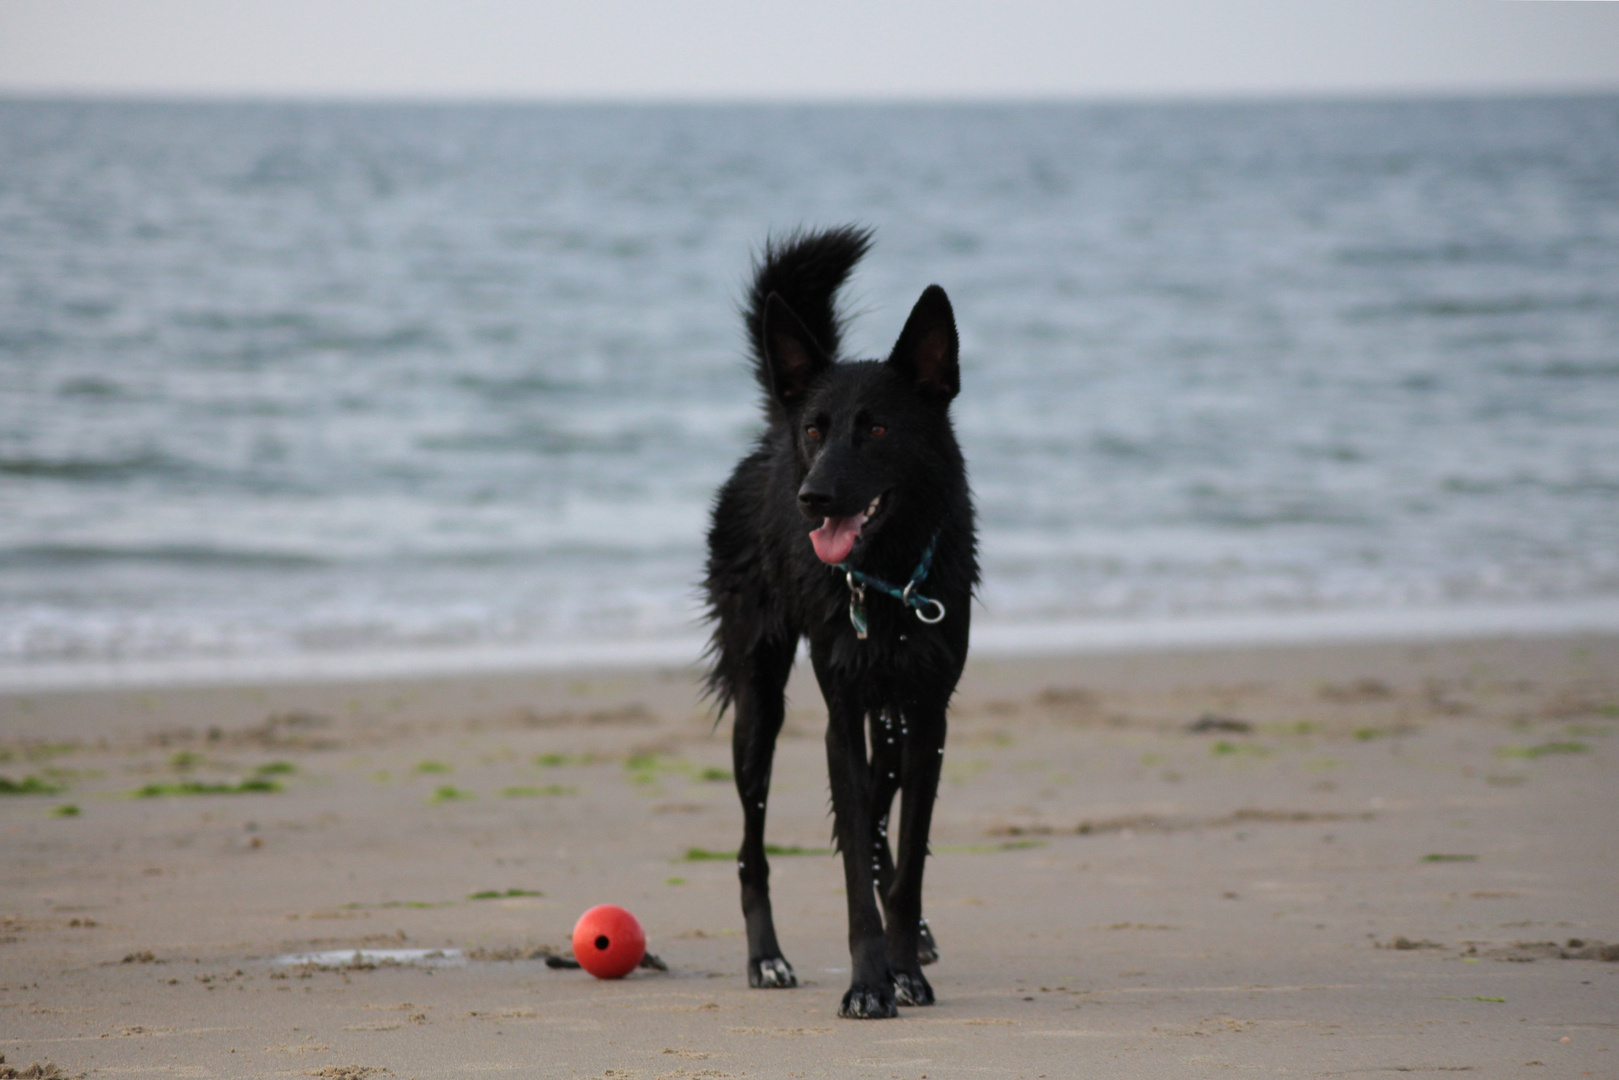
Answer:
798, 486, 834, 517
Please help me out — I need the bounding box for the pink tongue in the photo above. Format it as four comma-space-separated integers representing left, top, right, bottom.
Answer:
809, 515, 863, 564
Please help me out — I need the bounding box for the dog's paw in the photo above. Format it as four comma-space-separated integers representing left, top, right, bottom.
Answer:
748, 957, 797, 989
839, 983, 898, 1019
917, 919, 940, 966
892, 970, 934, 1007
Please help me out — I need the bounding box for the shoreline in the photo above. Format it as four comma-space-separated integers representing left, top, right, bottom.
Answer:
3, 622, 1615, 748
4, 595, 1618, 695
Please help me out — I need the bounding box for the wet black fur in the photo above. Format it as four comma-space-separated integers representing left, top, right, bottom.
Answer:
704, 227, 978, 1019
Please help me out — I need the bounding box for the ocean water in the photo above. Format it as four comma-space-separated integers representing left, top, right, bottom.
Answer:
2, 96, 1617, 683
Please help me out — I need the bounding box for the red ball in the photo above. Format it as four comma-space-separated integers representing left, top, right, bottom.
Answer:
571, 904, 646, 979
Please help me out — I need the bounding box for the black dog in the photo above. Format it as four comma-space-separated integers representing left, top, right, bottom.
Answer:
704, 227, 977, 1019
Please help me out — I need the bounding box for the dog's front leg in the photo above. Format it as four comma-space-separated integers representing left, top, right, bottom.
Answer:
870, 711, 940, 968
730, 637, 798, 988
824, 691, 897, 1019
867, 710, 903, 936
885, 705, 947, 1006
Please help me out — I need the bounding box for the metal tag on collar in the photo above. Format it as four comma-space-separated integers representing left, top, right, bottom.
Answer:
846, 572, 868, 640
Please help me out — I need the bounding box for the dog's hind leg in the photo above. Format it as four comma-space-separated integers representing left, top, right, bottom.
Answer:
869, 710, 940, 967
885, 705, 949, 1006
730, 635, 799, 989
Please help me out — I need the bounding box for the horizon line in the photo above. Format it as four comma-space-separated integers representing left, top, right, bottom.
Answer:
3, 83, 1619, 110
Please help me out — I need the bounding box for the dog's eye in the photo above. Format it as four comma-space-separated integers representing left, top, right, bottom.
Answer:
869, 425, 886, 437
805, 425, 822, 440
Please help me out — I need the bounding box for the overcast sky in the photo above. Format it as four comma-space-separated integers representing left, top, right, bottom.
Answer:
1, 0, 1616, 102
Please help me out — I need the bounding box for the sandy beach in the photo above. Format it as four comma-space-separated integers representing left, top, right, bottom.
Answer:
2, 631, 1616, 1078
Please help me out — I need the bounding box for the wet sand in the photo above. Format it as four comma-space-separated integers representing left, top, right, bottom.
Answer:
2, 633, 1616, 1078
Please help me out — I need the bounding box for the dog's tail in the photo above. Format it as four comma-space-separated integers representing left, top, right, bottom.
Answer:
745, 225, 873, 390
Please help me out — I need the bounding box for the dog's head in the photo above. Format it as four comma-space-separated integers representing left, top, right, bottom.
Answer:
761, 285, 961, 566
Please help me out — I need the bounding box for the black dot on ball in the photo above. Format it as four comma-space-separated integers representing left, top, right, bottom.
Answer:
595, 935, 611, 951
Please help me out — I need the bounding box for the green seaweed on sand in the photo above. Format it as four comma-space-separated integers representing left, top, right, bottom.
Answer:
469, 888, 543, 900
1421, 853, 1478, 862
936, 840, 1046, 854
765, 843, 832, 856
133, 778, 281, 797
534, 752, 589, 767
681, 843, 834, 861
427, 785, 473, 803
52, 803, 81, 816
1494, 741, 1589, 759
1211, 741, 1273, 757
255, 761, 297, 775
626, 753, 730, 786
681, 847, 735, 861
0, 774, 64, 795
625, 751, 678, 786
415, 760, 453, 774
500, 784, 575, 797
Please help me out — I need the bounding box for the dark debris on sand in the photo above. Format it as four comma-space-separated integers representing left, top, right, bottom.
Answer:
1187, 714, 1254, 733
544, 951, 668, 971
0, 1058, 80, 1079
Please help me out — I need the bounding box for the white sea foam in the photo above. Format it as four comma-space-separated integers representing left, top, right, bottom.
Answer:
4, 599, 1617, 692
270, 948, 466, 968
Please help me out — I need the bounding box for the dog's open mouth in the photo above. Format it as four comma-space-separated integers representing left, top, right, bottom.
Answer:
809, 493, 885, 565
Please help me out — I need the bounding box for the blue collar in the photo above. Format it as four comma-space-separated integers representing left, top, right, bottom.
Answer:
835, 532, 945, 639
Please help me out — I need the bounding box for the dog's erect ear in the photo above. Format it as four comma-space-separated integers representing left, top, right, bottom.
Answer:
761, 292, 830, 408
887, 285, 959, 402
